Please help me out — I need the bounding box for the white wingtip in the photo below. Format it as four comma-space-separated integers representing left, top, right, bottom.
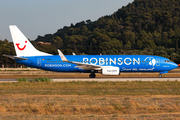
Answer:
57, 49, 68, 62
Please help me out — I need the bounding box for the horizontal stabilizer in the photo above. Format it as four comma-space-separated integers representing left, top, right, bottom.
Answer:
3, 54, 28, 60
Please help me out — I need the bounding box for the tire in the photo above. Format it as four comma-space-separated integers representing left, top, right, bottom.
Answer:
89, 73, 96, 78
159, 74, 162, 78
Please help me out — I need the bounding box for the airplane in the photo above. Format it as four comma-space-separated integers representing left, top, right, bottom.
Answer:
3, 25, 179, 78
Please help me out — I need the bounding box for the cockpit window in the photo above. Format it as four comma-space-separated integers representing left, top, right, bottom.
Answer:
165, 60, 170, 62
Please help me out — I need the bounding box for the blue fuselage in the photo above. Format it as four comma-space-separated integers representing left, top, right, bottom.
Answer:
15, 55, 178, 73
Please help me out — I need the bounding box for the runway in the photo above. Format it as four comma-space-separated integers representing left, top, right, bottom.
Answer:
0, 78, 180, 82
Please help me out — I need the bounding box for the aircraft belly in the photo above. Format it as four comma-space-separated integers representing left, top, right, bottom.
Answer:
41, 66, 79, 72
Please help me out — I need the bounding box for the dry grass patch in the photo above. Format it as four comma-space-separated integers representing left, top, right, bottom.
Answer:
0, 81, 180, 119
0, 95, 180, 119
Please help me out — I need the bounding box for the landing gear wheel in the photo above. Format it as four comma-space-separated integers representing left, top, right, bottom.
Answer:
159, 74, 162, 78
89, 73, 96, 78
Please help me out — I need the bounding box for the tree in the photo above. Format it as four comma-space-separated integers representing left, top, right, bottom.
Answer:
174, 28, 180, 51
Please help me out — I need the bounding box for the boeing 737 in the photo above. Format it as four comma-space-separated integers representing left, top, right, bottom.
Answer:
4, 25, 179, 78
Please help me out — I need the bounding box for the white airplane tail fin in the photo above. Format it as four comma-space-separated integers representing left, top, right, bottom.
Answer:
9, 25, 51, 57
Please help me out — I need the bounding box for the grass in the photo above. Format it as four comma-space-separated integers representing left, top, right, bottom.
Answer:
0, 81, 180, 119
0, 81, 180, 95
0, 95, 180, 119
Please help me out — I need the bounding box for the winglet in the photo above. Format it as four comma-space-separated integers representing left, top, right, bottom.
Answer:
57, 49, 68, 62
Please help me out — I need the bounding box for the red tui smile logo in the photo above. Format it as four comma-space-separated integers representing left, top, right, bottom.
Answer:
16, 41, 27, 51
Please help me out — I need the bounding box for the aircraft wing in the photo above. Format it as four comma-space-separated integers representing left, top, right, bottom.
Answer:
3, 54, 28, 60
57, 49, 102, 70
73, 62, 102, 70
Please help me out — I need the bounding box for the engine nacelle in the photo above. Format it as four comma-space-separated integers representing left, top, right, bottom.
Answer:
102, 67, 120, 76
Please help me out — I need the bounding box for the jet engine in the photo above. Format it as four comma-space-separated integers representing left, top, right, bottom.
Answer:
102, 67, 120, 76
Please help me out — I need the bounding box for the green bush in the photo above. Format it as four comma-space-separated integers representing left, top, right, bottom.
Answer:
17, 78, 29, 82
33, 77, 52, 82
17, 77, 52, 82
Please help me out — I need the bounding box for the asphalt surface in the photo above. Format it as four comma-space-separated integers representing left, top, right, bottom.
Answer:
0, 78, 180, 82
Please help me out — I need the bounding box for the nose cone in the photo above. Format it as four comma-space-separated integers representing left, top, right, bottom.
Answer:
172, 63, 178, 69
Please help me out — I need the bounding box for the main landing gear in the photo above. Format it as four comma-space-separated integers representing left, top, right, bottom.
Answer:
89, 73, 96, 78
159, 74, 162, 78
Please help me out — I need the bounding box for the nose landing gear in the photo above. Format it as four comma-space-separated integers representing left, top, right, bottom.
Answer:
158, 74, 162, 78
